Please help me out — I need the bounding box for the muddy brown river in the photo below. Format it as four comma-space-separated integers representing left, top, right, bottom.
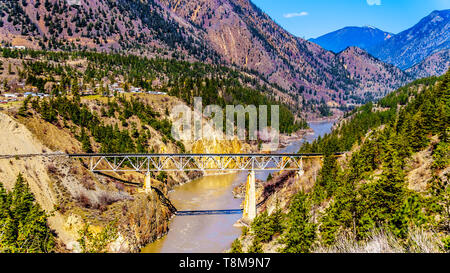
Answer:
141, 121, 334, 253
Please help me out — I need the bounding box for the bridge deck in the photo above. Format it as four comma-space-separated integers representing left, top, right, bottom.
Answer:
67, 153, 345, 173
175, 209, 243, 216
68, 153, 345, 157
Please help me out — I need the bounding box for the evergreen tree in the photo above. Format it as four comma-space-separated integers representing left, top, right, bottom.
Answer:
0, 174, 55, 253
230, 239, 243, 253
357, 135, 406, 237
247, 239, 263, 253
282, 193, 316, 253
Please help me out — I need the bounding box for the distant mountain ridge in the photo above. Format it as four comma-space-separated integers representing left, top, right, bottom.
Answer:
406, 49, 450, 79
0, 0, 415, 108
336, 47, 410, 101
310, 26, 393, 53
310, 9, 450, 78
154, 0, 410, 105
369, 9, 450, 70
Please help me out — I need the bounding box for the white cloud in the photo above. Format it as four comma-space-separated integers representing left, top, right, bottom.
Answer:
283, 11, 309, 18
367, 0, 381, 5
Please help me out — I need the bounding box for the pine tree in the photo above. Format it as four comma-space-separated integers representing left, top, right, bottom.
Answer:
230, 239, 243, 253
0, 174, 55, 253
248, 239, 263, 253
18, 96, 31, 117
390, 195, 426, 238
357, 136, 406, 236
79, 128, 93, 153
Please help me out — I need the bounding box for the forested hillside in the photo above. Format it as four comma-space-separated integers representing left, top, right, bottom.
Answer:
0, 0, 416, 112
0, 46, 308, 252
1, 48, 307, 135
233, 70, 449, 253
0, 0, 219, 62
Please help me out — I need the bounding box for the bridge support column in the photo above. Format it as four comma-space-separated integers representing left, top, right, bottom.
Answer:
243, 170, 256, 223
295, 158, 304, 181
144, 172, 152, 194
295, 169, 305, 180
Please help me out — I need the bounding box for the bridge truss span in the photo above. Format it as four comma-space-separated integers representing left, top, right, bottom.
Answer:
69, 153, 343, 173
69, 152, 345, 221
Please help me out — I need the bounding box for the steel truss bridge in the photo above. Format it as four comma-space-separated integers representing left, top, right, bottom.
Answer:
68, 153, 344, 173
69, 153, 345, 222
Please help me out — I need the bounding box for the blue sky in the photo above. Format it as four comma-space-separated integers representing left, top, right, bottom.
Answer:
251, 0, 450, 39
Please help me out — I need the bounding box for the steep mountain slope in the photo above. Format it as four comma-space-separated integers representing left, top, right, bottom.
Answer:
0, 47, 282, 252
157, 0, 349, 94
0, 0, 413, 109
0, 111, 173, 252
155, 0, 411, 104
406, 49, 450, 79
337, 47, 411, 103
369, 9, 450, 70
231, 71, 450, 253
0, 0, 220, 62
310, 26, 393, 53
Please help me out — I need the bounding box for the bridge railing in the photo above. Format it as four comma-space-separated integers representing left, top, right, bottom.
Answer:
69, 153, 344, 173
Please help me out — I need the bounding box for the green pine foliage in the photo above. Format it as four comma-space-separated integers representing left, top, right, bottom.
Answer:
2, 48, 308, 134
230, 238, 243, 253
282, 192, 317, 253
285, 71, 449, 251
18, 95, 31, 117
0, 174, 55, 253
247, 239, 264, 253
250, 210, 284, 244
317, 72, 449, 245
312, 154, 339, 203
77, 220, 118, 253
245, 203, 286, 253
432, 142, 450, 169
27, 94, 168, 154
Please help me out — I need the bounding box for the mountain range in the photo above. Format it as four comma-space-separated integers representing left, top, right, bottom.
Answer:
369, 9, 450, 70
312, 9, 450, 73
309, 26, 393, 53
0, 0, 448, 108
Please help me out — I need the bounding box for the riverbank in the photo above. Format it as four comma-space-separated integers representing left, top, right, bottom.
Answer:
141, 121, 335, 253
141, 172, 244, 253
228, 122, 336, 252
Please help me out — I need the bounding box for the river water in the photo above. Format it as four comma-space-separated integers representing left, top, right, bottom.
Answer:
141, 121, 334, 253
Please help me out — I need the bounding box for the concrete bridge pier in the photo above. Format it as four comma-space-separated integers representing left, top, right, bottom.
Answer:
243, 170, 256, 223
144, 172, 152, 193
295, 158, 305, 180
295, 169, 305, 179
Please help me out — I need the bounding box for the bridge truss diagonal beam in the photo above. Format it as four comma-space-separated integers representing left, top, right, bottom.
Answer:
69, 153, 344, 173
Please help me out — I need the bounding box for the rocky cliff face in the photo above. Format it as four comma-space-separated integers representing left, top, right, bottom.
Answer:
0, 111, 173, 252
0, 89, 210, 252
158, 0, 348, 95
156, 0, 413, 104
